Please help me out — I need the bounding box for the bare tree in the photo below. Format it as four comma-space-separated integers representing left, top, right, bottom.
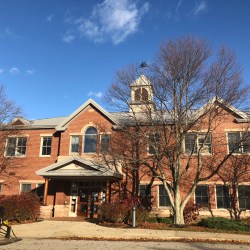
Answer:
106, 36, 249, 225
216, 154, 250, 220
0, 86, 21, 177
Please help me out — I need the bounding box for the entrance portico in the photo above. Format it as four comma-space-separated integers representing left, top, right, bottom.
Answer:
36, 157, 122, 218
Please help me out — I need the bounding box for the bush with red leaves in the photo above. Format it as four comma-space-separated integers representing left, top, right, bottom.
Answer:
0, 192, 40, 223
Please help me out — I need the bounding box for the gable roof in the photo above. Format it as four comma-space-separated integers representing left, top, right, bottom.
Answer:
36, 157, 122, 179
56, 98, 118, 131
195, 96, 249, 120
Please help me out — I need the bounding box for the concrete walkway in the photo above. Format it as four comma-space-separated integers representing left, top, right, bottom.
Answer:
4, 220, 249, 244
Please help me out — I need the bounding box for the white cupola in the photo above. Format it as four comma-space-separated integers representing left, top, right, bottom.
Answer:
129, 75, 155, 112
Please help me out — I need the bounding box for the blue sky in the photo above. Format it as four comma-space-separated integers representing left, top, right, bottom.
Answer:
0, 0, 250, 119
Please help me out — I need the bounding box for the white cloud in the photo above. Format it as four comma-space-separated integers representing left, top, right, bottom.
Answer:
9, 67, 20, 75
87, 91, 103, 98
0, 27, 18, 38
46, 14, 54, 22
0, 69, 4, 74
194, 0, 207, 16
26, 69, 36, 76
64, 0, 149, 44
62, 33, 75, 43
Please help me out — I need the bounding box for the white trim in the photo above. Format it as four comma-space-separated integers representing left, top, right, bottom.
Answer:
56, 99, 117, 131
4, 136, 28, 158
19, 180, 45, 184
69, 135, 80, 155
40, 134, 53, 136
39, 136, 52, 157
82, 126, 98, 154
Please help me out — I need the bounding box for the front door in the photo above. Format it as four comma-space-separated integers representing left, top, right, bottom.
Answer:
78, 189, 101, 218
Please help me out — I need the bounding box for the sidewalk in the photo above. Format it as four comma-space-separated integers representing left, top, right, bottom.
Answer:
4, 220, 249, 244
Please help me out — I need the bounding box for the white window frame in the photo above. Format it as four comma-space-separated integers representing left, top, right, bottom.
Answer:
238, 185, 250, 211
20, 183, 32, 193
215, 185, 230, 209
147, 133, 160, 155
100, 133, 111, 153
40, 136, 52, 157
5, 136, 27, 157
158, 184, 171, 208
184, 132, 212, 155
227, 131, 250, 154
83, 126, 98, 154
70, 135, 80, 154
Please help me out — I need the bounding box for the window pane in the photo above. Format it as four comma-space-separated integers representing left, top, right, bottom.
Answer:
198, 133, 211, 154
16, 137, 27, 156
242, 132, 250, 153
159, 185, 171, 206
195, 185, 209, 207
216, 185, 230, 208
41, 137, 52, 155
21, 184, 31, 193
71, 136, 80, 153
6, 138, 16, 156
238, 185, 250, 210
139, 184, 151, 197
100, 134, 110, 153
228, 132, 241, 153
84, 127, 97, 153
148, 133, 160, 154
185, 133, 197, 154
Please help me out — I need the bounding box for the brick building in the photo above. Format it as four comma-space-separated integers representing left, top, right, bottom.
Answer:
0, 76, 249, 219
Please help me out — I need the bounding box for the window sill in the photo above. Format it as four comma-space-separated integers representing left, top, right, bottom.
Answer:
4, 155, 26, 158
39, 155, 51, 158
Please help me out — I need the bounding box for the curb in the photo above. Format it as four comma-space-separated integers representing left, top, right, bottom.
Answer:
48, 236, 250, 245
0, 237, 22, 246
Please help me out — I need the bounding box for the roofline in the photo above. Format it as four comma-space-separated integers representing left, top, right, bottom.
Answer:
55, 98, 118, 131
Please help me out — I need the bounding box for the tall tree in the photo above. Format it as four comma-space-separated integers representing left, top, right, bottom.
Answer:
106, 36, 249, 225
0, 86, 21, 177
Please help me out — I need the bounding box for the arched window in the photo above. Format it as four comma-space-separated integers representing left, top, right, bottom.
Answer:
141, 88, 148, 101
84, 127, 97, 153
134, 88, 148, 102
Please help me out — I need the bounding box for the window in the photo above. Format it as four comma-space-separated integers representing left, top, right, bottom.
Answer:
40, 137, 52, 156
195, 185, 209, 207
148, 133, 160, 154
185, 133, 211, 154
139, 184, 151, 197
84, 127, 97, 153
228, 132, 250, 154
70, 136, 80, 153
100, 134, 110, 153
238, 185, 250, 210
21, 183, 31, 193
135, 87, 148, 101
159, 185, 171, 207
216, 185, 230, 209
5, 137, 27, 157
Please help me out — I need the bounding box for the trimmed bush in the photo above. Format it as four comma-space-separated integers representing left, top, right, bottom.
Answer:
198, 217, 250, 232
0, 192, 40, 223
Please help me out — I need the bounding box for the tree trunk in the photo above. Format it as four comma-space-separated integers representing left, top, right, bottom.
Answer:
173, 190, 185, 225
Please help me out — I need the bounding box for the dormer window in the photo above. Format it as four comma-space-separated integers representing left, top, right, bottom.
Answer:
135, 87, 148, 101
84, 127, 97, 153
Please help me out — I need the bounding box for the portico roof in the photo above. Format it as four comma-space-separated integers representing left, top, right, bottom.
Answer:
36, 157, 123, 179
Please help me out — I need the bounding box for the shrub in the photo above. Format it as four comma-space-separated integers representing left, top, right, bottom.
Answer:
183, 202, 200, 224
99, 196, 151, 224
146, 217, 172, 224
0, 192, 40, 223
198, 217, 250, 232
